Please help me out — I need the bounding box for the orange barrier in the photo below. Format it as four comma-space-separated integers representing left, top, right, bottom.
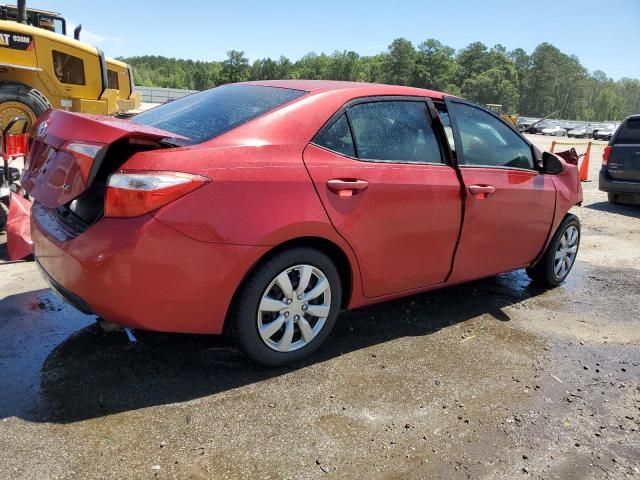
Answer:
549, 140, 592, 182
579, 143, 591, 182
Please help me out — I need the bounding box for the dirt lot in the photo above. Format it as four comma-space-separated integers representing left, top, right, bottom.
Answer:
0, 135, 638, 479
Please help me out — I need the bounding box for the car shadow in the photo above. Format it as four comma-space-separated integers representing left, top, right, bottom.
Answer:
586, 201, 640, 218
0, 270, 547, 424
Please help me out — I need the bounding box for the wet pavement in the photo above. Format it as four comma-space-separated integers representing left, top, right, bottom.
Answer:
0, 135, 638, 479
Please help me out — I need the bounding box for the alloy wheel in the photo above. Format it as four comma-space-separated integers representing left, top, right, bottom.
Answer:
0, 101, 36, 133
257, 264, 332, 352
554, 225, 579, 279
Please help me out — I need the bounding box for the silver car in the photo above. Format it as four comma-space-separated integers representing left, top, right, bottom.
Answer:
541, 125, 568, 136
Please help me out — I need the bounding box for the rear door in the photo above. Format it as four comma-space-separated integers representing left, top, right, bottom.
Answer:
442, 98, 556, 282
607, 117, 640, 181
303, 97, 462, 298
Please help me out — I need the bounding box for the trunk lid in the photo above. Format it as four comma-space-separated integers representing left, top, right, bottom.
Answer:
22, 109, 183, 208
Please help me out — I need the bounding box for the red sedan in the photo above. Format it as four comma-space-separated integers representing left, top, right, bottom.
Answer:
23, 80, 583, 365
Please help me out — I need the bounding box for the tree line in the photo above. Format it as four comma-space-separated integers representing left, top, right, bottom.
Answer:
121, 38, 640, 121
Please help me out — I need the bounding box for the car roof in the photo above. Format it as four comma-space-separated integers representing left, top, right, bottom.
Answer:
242, 79, 446, 100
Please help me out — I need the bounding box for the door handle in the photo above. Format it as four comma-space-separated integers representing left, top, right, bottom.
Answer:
468, 184, 496, 199
327, 179, 369, 197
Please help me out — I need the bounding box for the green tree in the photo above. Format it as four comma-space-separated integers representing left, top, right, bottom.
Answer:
456, 44, 520, 111
120, 39, 638, 121
414, 39, 459, 93
222, 50, 250, 83
383, 38, 417, 85
327, 50, 361, 81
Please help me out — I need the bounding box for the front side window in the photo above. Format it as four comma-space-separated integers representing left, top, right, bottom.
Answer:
449, 102, 534, 169
52, 51, 85, 85
347, 101, 443, 164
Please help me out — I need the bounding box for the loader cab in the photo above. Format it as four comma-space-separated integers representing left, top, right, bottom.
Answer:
0, 4, 66, 35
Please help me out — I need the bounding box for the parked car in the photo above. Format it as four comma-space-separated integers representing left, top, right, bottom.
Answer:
599, 114, 640, 204
541, 125, 568, 136
22, 81, 583, 365
567, 125, 591, 138
593, 124, 617, 141
517, 119, 532, 132
529, 120, 553, 134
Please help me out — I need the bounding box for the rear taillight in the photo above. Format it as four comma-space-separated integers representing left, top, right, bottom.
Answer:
63, 141, 106, 180
105, 171, 210, 218
602, 146, 612, 167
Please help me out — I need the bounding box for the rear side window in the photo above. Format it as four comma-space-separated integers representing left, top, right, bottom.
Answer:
347, 101, 443, 163
449, 102, 534, 170
616, 118, 640, 144
131, 85, 306, 145
52, 51, 85, 85
315, 114, 355, 157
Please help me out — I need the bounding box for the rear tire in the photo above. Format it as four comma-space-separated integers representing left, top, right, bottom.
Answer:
0, 81, 50, 132
526, 214, 581, 287
608, 193, 619, 204
230, 247, 342, 366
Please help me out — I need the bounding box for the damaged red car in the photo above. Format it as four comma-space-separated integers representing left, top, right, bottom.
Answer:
23, 81, 583, 365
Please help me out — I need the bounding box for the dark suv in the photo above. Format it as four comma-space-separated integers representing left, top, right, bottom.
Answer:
599, 115, 640, 205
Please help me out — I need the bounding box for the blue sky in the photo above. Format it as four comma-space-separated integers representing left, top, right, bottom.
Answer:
36, 0, 640, 79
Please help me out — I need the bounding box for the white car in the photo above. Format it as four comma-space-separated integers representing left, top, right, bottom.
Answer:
593, 124, 617, 141
541, 125, 568, 136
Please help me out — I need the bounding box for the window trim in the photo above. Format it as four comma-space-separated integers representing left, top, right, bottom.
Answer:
443, 96, 540, 173
311, 95, 451, 167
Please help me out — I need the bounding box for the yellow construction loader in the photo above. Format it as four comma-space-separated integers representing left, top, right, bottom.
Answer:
485, 104, 520, 128
0, 1, 140, 132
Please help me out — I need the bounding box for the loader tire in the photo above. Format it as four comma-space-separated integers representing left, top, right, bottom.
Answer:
0, 81, 51, 133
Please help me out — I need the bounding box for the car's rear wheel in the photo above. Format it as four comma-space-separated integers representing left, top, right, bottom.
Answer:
230, 247, 341, 366
608, 193, 619, 204
526, 214, 580, 287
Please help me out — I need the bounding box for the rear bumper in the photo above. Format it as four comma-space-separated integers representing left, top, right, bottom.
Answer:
31, 203, 269, 334
599, 169, 640, 195
36, 258, 93, 314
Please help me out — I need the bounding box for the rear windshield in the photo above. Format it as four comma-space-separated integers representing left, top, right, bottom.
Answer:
615, 118, 640, 144
130, 84, 307, 145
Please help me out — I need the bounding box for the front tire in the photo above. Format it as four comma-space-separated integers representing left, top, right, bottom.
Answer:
0, 81, 50, 132
230, 247, 342, 366
526, 214, 580, 287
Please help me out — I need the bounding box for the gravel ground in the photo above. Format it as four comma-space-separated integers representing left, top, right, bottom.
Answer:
0, 134, 638, 479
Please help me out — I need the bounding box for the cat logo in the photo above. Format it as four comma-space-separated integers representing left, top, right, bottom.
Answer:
0, 30, 32, 50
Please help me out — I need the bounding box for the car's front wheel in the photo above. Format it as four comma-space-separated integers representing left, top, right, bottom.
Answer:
230, 247, 342, 366
526, 214, 580, 287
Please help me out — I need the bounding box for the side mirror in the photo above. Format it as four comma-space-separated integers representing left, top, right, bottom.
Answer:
542, 151, 564, 175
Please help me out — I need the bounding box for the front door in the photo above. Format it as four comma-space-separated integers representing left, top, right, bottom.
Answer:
442, 98, 556, 282
303, 98, 462, 298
